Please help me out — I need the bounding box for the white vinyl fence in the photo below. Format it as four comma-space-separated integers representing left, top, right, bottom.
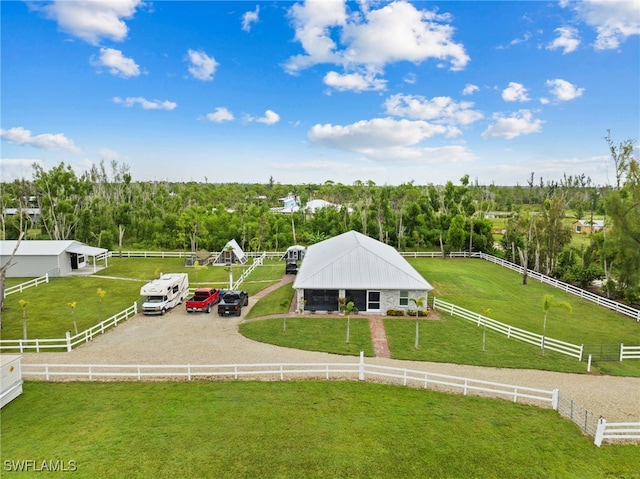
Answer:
620, 345, 640, 360
21, 352, 558, 409
3, 274, 50, 298
0, 302, 139, 353
595, 419, 640, 447
432, 298, 584, 360
232, 253, 266, 290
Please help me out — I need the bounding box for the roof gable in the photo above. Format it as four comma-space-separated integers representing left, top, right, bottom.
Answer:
294, 231, 432, 291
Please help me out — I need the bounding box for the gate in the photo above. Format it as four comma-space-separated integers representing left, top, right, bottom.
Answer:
581, 344, 620, 361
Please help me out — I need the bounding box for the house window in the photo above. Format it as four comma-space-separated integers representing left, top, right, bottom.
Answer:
399, 290, 409, 307
367, 291, 381, 311
575, 225, 581, 233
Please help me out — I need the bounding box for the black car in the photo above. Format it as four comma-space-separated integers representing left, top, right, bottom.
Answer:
217, 291, 249, 316
285, 262, 298, 274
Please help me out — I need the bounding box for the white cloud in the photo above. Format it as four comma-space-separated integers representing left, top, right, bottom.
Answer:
0, 127, 81, 153
572, 0, 640, 50
307, 117, 476, 165
323, 70, 386, 92
462, 84, 479, 96
113, 97, 177, 110
34, 0, 143, 45
256, 110, 280, 125
502, 82, 530, 102
0, 158, 45, 181
547, 26, 580, 54
284, 0, 469, 75
545, 79, 585, 101
204, 107, 235, 123
242, 5, 260, 32
481, 110, 543, 139
308, 117, 453, 153
91, 48, 140, 78
403, 73, 417, 84
97, 148, 121, 161
187, 50, 218, 81
384, 94, 483, 127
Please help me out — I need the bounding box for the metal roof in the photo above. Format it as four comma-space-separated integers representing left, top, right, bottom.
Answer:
0, 240, 106, 257
293, 231, 433, 291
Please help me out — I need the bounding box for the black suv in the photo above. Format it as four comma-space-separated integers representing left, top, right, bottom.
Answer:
285, 262, 298, 274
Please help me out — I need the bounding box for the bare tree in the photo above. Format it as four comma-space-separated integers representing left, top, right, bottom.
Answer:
0, 232, 25, 326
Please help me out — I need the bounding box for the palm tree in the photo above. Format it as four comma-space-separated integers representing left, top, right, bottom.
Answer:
97, 288, 107, 321
482, 307, 492, 352
18, 299, 28, 341
409, 296, 426, 349
541, 294, 572, 355
69, 301, 78, 335
342, 301, 357, 344
280, 299, 289, 333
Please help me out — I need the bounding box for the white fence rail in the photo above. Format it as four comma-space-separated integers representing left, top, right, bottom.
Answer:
399, 251, 640, 321
232, 253, 266, 290
21, 353, 558, 409
595, 419, 640, 446
0, 302, 138, 353
109, 251, 192, 258
620, 345, 640, 360
4, 274, 49, 297
433, 298, 584, 360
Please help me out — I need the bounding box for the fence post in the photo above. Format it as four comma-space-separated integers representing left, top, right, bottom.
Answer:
594, 418, 606, 447
587, 354, 592, 372
359, 351, 365, 381
551, 389, 559, 410
66, 331, 72, 352
134, 301, 138, 315
579, 344, 583, 362
620, 344, 624, 362
45, 272, 49, 284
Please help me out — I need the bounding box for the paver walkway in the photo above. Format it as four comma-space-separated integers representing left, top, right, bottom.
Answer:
368, 317, 391, 358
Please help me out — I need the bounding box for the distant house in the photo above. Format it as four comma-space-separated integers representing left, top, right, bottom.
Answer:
573, 220, 605, 234
281, 245, 306, 262
214, 239, 247, 265
270, 193, 300, 214
0, 240, 108, 277
304, 199, 353, 214
293, 231, 433, 314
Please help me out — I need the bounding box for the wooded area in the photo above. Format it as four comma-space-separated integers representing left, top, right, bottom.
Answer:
1, 135, 638, 304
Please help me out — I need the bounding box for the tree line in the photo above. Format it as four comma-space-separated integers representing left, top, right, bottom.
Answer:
1, 134, 637, 304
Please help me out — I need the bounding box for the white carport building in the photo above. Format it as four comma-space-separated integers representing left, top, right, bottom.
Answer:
0, 240, 108, 277
293, 231, 433, 314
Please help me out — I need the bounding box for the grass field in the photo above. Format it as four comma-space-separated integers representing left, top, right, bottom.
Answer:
241, 258, 640, 376
2, 381, 637, 479
408, 258, 639, 346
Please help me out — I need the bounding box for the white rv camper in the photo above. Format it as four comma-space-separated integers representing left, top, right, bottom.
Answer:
140, 273, 189, 315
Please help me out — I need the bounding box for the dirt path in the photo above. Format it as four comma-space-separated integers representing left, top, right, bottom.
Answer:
19, 277, 640, 423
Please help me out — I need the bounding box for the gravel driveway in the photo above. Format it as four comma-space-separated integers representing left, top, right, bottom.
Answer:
20, 299, 640, 422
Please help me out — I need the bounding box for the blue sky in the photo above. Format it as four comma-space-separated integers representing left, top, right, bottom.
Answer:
1, 0, 638, 186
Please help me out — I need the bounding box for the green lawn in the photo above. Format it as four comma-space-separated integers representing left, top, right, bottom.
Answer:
240, 316, 374, 357
409, 258, 640, 346
245, 282, 294, 319
241, 258, 639, 376
1, 277, 142, 341
1, 381, 637, 479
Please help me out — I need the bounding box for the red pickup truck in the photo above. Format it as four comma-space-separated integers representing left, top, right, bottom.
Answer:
185, 288, 223, 313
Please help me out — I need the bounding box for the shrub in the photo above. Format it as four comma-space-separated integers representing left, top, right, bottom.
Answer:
386, 309, 405, 316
